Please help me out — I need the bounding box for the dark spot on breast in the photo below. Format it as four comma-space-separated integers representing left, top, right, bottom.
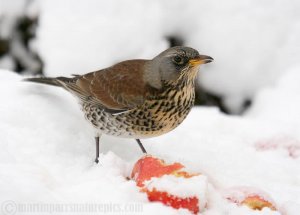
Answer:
148, 101, 159, 109
165, 105, 174, 113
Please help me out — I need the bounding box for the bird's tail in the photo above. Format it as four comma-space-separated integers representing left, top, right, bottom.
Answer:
23, 76, 72, 87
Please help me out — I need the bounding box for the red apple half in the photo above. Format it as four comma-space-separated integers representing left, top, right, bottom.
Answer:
131, 155, 207, 214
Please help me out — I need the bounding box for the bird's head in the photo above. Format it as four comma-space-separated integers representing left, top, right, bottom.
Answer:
145, 46, 213, 89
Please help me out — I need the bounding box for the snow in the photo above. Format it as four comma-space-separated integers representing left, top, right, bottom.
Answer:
1, 0, 300, 214
0, 67, 300, 214
36, 0, 169, 76
245, 66, 300, 126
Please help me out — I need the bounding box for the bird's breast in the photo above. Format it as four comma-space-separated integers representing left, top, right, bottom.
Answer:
124, 80, 196, 137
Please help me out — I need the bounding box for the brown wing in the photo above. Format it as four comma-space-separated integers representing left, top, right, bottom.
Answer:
61, 60, 149, 112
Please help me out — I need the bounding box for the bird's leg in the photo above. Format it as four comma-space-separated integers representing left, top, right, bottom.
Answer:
135, 139, 147, 154
95, 136, 100, 163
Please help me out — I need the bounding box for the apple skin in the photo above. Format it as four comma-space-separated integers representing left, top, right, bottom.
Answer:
131, 155, 184, 187
131, 155, 201, 214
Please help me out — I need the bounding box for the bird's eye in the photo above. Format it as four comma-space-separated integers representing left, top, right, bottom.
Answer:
173, 56, 184, 65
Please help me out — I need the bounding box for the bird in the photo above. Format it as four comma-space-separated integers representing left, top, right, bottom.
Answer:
24, 46, 213, 163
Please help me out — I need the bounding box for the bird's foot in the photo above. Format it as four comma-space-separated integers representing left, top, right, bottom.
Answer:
94, 157, 100, 164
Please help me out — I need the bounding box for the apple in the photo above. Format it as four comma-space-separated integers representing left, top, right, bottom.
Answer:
241, 195, 277, 211
131, 155, 206, 214
223, 186, 277, 211
131, 155, 185, 187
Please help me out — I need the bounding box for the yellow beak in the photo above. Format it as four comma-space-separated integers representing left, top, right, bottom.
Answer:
189, 55, 214, 67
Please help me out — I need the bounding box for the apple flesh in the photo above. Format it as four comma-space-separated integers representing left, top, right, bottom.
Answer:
223, 186, 277, 211
242, 195, 276, 211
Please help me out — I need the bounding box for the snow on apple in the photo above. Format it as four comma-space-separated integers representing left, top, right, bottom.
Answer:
131, 155, 207, 214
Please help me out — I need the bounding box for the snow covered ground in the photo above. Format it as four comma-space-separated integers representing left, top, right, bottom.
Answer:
0, 66, 299, 214
1, 0, 300, 214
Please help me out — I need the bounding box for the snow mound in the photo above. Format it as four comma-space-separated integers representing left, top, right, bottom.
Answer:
0, 69, 300, 214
